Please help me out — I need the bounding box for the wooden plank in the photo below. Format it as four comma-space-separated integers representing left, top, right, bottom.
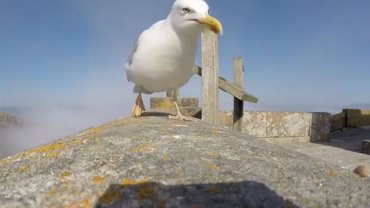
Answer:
201, 30, 219, 125
193, 66, 258, 103
233, 57, 244, 131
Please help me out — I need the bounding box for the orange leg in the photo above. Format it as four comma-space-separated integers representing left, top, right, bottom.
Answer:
131, 93, 146, 117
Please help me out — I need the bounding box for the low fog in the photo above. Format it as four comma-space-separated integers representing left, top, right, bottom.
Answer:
0, 72, 205, 158
0, 70, 134, 158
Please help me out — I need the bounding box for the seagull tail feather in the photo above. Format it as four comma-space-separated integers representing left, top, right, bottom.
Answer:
133, 85, 153, 94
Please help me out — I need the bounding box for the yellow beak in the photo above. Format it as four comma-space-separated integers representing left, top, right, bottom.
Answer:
199, 15, 223, 34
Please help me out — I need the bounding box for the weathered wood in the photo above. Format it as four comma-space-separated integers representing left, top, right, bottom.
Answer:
201, 30, 219, 124
166, 89, 179, 102
193, 66, 258, 103
233, 57, 244, 131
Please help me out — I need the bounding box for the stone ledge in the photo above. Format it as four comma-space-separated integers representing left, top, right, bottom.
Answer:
262, 136, 311, 143
0, 116, 369, 207
363, 140, 370, 155
344, 109, 370, 127
218, 111, 331, 142
150, 98, 200, 117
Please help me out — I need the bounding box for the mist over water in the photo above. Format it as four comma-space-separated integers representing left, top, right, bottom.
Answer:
0, 71, 134, 158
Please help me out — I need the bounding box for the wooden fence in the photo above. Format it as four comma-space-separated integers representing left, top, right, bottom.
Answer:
167, 31, 258, 131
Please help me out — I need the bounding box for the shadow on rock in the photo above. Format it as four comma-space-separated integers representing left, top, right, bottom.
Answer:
95, 180, 297, 208
141, 112, 172, 117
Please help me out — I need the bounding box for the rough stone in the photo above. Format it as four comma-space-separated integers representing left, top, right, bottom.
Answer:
344, 109, 370, 127
266, 112, 310, 138
242, 111, 267, 137
262, 136, 311, 143
218, 111, 331, 143
310, 113, 331, 142
217, 111, 233, 129
150, 98, 200, 117
1, 116, 369, 208
331, 112, 345, 131
179, 98, 199, 108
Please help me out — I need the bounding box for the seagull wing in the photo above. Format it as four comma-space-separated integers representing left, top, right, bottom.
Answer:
125, 39, 139, 82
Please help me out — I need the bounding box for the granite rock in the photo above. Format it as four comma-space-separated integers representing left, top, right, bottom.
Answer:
0, 116, 369, 208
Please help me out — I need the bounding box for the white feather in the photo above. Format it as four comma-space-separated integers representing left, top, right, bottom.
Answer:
125, 0, 210, 93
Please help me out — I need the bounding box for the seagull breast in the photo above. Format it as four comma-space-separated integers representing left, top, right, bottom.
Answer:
125, 0, 222, 94
126, 20, 198, 93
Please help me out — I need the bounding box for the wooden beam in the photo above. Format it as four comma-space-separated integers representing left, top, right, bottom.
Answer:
193, 66, 258, 103
201, 30, 219, 125
233, 57, 244, 131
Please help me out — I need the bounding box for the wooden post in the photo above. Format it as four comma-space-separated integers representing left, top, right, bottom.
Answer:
201, 30, 219, 125
233, 57, 244, 131
166, 89, 179, 102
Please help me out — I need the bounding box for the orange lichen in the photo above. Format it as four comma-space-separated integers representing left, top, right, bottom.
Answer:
114, 119, 129, 126
0, 158, 12, 165
208, 164, 220, 171
130, 143, 154, 153
121, 178, 147, 186
19, 142, 67, 159
47, 187, 58, 196
93, 176, 105, 184
138, 184, 155, 199
88, 125, 107, 135
208, 152, 220, 159
211, 128, 222, 134
99, 191, 121, 206
18, 165, 30, 173
73, 138, 84, 145
155, 200, 167, 208
47, 151, 61, 158
58, 171, 72, 180
207, 187, 220, 194
79, 198, 92, 208
326, 169, 339, 177
156, 100, 174, 109
161, 155, 170, 161
64, 197, 92, 208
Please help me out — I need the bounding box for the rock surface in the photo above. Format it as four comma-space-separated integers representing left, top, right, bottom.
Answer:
0, 116, 370, 208
218, 111, 331, 143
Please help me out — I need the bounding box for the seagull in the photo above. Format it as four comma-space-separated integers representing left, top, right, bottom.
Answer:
125, 0, 222, 119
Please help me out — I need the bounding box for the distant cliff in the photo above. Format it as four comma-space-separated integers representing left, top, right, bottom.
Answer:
0, 116, 369, 207
0, 112, 21, 128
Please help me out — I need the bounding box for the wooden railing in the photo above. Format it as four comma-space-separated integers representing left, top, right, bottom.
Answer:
199, 31, 258, 130
167, 31, 258, 131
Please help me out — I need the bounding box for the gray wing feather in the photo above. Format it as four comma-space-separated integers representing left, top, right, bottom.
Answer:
125, 39, 139, 82
127, 40, 138, 67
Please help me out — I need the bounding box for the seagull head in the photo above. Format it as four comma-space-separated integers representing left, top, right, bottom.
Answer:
169, 0, 222, 35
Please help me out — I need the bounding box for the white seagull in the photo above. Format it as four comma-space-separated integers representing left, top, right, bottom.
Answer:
125, 0, 222, 119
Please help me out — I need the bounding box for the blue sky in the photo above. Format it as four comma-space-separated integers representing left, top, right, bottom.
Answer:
0, 0, 370, 155
1, 0, 370, 112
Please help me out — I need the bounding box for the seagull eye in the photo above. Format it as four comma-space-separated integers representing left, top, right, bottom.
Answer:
182, 8, 191, 13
